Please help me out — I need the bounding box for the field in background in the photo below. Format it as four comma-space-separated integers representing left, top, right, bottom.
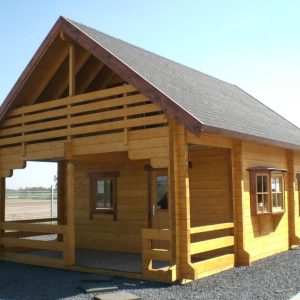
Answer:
5, 188, 57, 221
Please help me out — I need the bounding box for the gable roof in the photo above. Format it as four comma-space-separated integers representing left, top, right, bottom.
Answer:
2, 16, 300, 149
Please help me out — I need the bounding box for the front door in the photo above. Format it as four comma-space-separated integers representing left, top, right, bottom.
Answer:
151, 169, 169, 230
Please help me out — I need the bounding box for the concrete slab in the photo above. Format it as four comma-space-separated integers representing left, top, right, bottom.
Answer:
79, 282, 118, 294
94, 291, 141, 300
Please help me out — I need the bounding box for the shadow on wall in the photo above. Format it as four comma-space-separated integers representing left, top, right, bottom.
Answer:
251, 214, 284, 238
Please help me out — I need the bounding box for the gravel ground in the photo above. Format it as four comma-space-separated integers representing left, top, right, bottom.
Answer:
0, 248, 300, 300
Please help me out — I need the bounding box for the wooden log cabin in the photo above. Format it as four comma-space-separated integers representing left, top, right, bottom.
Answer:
0, 16, 300, 283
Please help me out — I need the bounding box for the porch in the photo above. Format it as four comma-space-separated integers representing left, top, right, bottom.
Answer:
0, 218, 233, 282
0, 83, 236, 282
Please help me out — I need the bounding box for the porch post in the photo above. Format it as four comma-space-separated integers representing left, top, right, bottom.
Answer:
287, 150, 300, 246
169, 119, 195, 282
0, 178, 5, 251
64, 160, 75, 265
231, 141, 250, 265
57, 161, 66, 225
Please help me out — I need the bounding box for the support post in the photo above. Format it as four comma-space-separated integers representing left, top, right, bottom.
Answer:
231, 141, 250, 265
287, 150, 300, 246
0, 178, 5, 251
57, 161, 66, 244
64, 161, 75, 265
168, 119, 195, 282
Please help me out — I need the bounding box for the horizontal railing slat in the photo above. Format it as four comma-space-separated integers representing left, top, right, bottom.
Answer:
190, 236, 234, 255
0, 237, 64, 251
142, 228, 171, 241
0, 84, 167, 148
143, 248, 171, 261
8, 84, 136, 117
0, 102, 160, 137
190, 222, 234, 235
0, 222, 66, 234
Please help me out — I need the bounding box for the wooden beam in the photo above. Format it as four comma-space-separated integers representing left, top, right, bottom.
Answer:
287, 150, 298, 246
54, 49, 91, 99
231, 141, 250, 266
57, 161, 66, 227
190, 222, 234, 235
169, 119, 195, 281
69, 45, 76, 96
60, 31, 74, 44
35, 56, 69, 102
142, 228, 171, 241
85, 66, 116, 92
190, 236, 234, 255
0, 222, 66, 234
28, 47, 69, 104
1, 237, 64, 251
64, 161, 75, 265
8, 84, 136, 117
76, 58, 104, 94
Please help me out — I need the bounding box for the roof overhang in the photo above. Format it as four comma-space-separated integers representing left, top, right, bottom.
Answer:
204, 125, 300, 151
0, 16, 203, 137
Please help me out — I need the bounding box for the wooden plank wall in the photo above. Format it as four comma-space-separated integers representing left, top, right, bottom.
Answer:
189, 132, 299, 267
74, 156, 149, 253
189, 146, 232, 227
242, 142, 289, 262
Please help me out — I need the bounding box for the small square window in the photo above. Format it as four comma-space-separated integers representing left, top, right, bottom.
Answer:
88, 172, 119, 220
96, 179, 113, 209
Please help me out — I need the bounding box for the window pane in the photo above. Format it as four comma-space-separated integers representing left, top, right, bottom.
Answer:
156, 176, 168, 209
263, 194, 269, 212
271, 178, 276, 192
277, 177, 282, 192
272, 193, 277, 208
263, 176, 268, 192
257, 194, 263, 212
277, 194, 283, 209
257, 176, 262, 193
96, 179, 113, 209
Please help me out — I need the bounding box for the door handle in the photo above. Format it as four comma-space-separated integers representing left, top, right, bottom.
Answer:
152, 205, 156, 216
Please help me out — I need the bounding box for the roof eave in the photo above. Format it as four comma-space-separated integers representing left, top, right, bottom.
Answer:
204, 125, 300, 151
0, 16, 65, 121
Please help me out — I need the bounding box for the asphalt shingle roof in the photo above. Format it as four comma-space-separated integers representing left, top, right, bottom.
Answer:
71, 19, 300, 147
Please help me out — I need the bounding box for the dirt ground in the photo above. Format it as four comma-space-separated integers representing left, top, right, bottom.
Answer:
5, 199, 57, 221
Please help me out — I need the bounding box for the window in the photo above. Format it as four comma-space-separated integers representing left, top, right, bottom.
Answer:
248, 167, 286, 215
156, 175, 168, 209
88, 171, 119, 220
96, 179, 113, 209
256, 174, 269, 213
271, 176, 283, 212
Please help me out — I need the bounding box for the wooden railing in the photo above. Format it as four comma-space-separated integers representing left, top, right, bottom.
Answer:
0, 220, 73, 267
0, 84, 167, 148
190, 222, 235, 279
142, 228, 171, 274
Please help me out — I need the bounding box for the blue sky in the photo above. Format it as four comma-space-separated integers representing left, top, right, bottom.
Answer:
1, 0, 300, 188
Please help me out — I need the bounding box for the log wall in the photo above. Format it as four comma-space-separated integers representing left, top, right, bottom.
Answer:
74, 156, 149, 253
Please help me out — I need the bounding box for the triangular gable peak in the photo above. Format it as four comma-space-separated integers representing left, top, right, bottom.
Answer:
0, 16, 202, 136
2, 16, 300, 150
